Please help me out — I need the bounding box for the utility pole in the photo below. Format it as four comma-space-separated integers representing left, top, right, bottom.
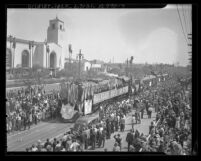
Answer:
77, 49, 84, 81
126, 58, 129, 77
188, 33, 192, 70
188, 6, 192, 71
69, 44, 72, 71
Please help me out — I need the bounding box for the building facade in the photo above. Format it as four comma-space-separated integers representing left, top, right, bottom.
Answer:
6, 17, 67, 71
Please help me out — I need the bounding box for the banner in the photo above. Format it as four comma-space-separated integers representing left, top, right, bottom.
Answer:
93, 86, 129, 104
60, 103, 76, 119
84, 99, 92, 115
93, 90, 110, 104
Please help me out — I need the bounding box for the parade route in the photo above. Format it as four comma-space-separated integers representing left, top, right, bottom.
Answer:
7, 110, 155, 152
7, 121, 74, 151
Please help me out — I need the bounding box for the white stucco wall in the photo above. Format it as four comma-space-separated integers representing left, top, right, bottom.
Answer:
84, 62, 91, 71
7, 41, 30, 68
33, 44, 45, 68
48, 43, 62, 69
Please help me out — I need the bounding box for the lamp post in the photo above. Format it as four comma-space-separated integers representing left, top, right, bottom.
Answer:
76, 49, 84, 81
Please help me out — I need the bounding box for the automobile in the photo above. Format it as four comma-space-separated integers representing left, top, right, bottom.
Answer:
71, 112, 100, 136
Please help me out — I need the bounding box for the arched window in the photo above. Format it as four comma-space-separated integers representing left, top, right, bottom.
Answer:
6, 48, 12, 68
21, 50, 29, 67
50, 52, 57, 68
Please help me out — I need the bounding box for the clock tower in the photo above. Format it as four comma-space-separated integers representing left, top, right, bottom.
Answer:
47, 16, 65, 46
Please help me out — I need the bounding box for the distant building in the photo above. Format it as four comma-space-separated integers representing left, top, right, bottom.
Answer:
64, 58, 92, 72
83, 61, 91, 71
6, 16, 68, 71
89, 59, 104, 72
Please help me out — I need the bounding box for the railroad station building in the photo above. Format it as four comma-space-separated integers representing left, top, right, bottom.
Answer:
6, 16, 67, 71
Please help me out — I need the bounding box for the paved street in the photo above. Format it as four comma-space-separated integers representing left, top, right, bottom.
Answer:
7, 120, 73, 151
7, 110, 155, 152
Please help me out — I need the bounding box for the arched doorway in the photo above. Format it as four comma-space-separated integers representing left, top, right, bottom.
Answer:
50, 52, 57, 68
6, 48, 12, 68
21, 50, 30, 67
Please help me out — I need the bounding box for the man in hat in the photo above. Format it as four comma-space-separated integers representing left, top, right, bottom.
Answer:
44, 138, 52, 149
90, 128, 96, 150
126, 129, 135, 151
100, 128, 106, 148
114, 134, 122, 151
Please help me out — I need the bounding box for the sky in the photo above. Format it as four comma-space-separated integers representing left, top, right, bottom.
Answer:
7, 5, 192, 66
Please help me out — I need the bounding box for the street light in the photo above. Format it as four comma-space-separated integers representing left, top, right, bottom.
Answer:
76, 49, 84, 81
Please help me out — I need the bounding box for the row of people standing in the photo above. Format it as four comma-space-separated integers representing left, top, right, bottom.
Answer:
6, 86, 62, 134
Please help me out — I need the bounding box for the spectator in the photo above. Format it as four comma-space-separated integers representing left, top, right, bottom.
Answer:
126, 129, 134, 151
113, 142, 120, 152
70, 139, 80, 152
114, 134, 122, 151
44, 138, 52, 149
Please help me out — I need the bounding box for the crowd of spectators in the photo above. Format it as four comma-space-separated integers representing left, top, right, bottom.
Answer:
6, 86, 62, 134
124, 78, 192, 155
17, 75, 191, 154
25, 96, 133, 152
